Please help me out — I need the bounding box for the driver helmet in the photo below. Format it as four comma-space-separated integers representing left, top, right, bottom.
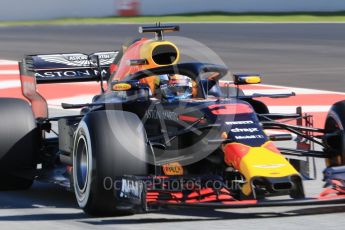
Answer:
159, 74, 193, 101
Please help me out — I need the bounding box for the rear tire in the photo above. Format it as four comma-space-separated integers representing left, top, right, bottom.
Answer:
324, 100, 345, 166
0, 98, 37, 190
73, 110, 149, 216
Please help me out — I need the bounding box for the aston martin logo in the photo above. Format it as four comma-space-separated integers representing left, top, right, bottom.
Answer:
38, 52, 117, 67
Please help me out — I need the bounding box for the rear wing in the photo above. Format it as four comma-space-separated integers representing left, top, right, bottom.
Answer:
19, 51, 118, 118
20, 51, 118, 83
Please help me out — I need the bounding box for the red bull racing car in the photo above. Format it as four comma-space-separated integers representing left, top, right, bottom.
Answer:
1, 24, 345, 216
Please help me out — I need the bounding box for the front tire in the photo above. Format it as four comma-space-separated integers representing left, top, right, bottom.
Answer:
73, 110, 149, 216
324, 100, 345, 166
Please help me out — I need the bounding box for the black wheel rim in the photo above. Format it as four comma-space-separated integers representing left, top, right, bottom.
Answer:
75, 136, 89, 192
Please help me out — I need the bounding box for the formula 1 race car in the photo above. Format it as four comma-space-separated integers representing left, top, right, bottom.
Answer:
1, 24, 345, 216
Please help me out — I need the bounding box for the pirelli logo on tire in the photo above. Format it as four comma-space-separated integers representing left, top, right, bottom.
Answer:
162, 162, 184, 176
112, 83, 132, 91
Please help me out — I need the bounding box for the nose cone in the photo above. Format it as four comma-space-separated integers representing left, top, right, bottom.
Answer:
223, 141, 300, 196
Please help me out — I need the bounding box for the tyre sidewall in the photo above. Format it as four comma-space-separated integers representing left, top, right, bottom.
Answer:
325, 100, 345, 165
73, 121, 93, 208
72, 110, 149, 215
0, 98, 37, 186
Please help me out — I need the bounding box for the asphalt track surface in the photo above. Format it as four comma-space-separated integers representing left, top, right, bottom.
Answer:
1, 23, 345, 229
0, 23, 345, 91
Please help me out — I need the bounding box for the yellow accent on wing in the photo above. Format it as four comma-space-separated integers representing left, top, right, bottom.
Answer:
239, 142, 299, 195
244, 76, 261, 84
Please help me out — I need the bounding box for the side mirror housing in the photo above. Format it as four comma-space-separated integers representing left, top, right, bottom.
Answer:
233, 74, 261, 85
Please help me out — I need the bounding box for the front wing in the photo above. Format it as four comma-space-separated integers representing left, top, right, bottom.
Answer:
115, 172, 345, 211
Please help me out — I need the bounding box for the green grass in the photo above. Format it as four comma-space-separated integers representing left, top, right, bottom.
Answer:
1, 12, 345, 26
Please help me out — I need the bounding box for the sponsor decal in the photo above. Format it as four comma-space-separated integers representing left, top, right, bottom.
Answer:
119, 178, 143, 200
37, 52, 117, 67
38, 54, 88, 67
162, 162, 184, 176
231, 127, 259, 133
235, 135, 265, 140
35, 69, 108, 79
112, 83, 132, 91
94, 52, 118, 62
208, 104, 253, 115
35, 69, 92, 78
144, 110, 178, 121
67, 55, 88, 61
225, 120, 254, 125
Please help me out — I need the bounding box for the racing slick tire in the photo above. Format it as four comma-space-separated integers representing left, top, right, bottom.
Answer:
0, 98, 37, 190
73, 110, 149, 216
324, 100, 345, 166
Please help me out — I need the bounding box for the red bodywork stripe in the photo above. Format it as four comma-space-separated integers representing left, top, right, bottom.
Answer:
109, 63, 117, 74
0, 65, 18, 70
222, 200, 258, 205
20, 74, 48, 118
223, 143, 251, 169
208, 104, 253, 115
146, 187, 235, 204
178, 115, 206, 123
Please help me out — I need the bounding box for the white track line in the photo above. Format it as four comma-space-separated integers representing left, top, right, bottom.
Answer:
0, 59, 344, 111
0, 80, 21, 89
47, 95, 94, 108
242, 88, 328, 95
0, 60, 17, 65
220, 80, 345, 95
268, 105, 331, 114
257, 83, 345, 96
0, 59, 343, 95
0, 70, 19, 75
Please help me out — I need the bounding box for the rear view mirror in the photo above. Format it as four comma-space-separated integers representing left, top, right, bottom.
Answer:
233, 74, 261, 85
